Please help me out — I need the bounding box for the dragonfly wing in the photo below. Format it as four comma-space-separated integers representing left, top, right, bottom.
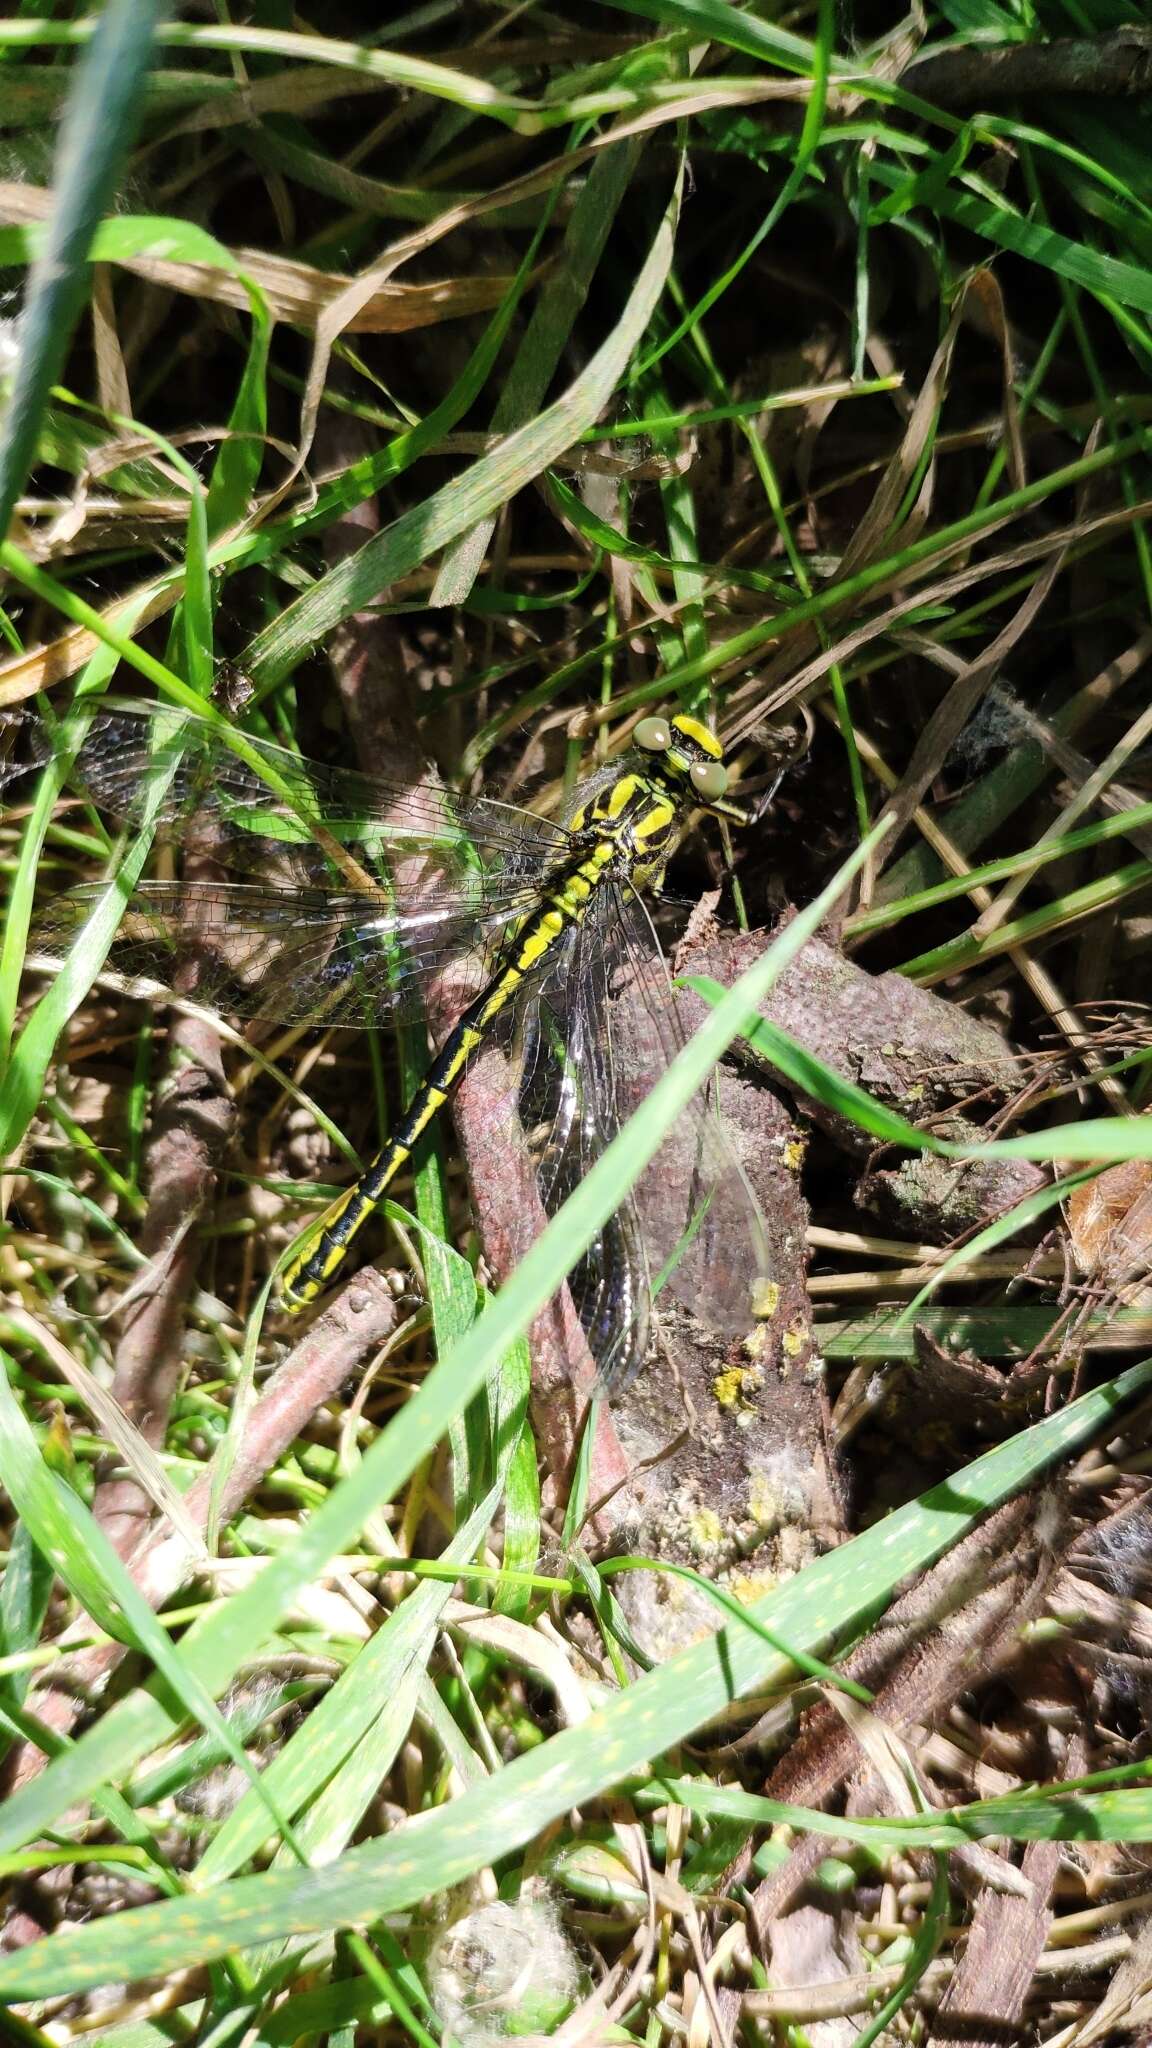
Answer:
20, 701, 571, 1027
518, 906, 652, 1389
14, 698, 568, 880
517, 882, 773, 1394
32, 878, 546, 1028
601, 886, 775, 1382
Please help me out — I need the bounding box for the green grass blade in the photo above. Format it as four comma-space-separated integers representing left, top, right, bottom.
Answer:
652, 1770, 1152, 1852
432, 128, 644, 605
193, 1477, 510, 1885
243, 157, 687, 686
0, 0, 166, 538
588, 0, 826, 77
848, 795, 1152, 935
818, 1305, 1152, 1358
1, 1354, 1147, 1998
0, 702, 178, 1158
876, 158, 1152, 318
0, 1354, 304, 1856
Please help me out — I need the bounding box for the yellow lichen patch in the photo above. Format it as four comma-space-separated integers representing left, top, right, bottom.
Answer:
713, 1363, 764, 1411
783, 1138, 806, 1171
689, 1506, 724, 1552
752, 1276, 781, 1320
713, 1367, 745, 1408
726, 1567, 779, 1606
782, 1320, 807, 1360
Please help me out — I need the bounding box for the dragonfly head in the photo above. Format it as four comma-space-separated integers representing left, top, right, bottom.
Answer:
634, 714, 747, 822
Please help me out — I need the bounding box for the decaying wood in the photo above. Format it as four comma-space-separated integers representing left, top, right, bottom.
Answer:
607, 1061, 838, 1650
856, 1144, 1048, 1245
676, 921, 1046, 1240
902, 28, 1152, 104
679, 924, 1024, 1140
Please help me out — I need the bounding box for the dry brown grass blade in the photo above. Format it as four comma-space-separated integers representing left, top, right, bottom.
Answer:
724, 495, 1152, 741
1059, 1908, 1152, 2045
1069, 1115, 1152, 1307
161, 61, 416, 136
0, 578, 179, 706
865, 526, 1072, 885
90, 262, 131, 419
832, 292, 966, 584
970, 690, 1152, 939
966, 266, 1027, 493
839, 711, 1133, 1109
0, 181, 537, 334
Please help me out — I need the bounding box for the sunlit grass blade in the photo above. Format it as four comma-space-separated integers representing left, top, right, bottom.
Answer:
0, 0, 166, 538
2, 1353, 1147, 1998
432, 128, 644, 605
243, 158, 687, 686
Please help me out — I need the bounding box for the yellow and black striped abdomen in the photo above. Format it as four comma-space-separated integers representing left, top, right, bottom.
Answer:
279, 1003, 487, 1309
279, 830, 624, 1311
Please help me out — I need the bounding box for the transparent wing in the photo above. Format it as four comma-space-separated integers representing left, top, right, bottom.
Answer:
611, 887, 774, 1356
9, 698, 569, 882
519, 906, 652, 1389
518, 885, 772, 1393
16, 700, 572, 1027
32, 878, 547, 1029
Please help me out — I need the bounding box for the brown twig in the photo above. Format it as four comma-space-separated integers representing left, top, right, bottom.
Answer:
925, 1699, 1087, 2045
93, 1004, 235, 1560
902, 29, 1152, 105
318, 422, 630, 1512
0, 1269, 398, 1942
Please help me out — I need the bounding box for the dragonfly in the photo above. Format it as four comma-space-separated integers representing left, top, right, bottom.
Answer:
13, 700, 774, 1391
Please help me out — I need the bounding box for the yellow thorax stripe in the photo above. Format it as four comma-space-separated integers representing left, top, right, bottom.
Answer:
605, 772, 640, 817
671, 714, 723, 759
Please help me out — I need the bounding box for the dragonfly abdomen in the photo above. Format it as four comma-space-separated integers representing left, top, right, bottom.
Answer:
279, 829, 628, 1311
279, 1011, 485, 1309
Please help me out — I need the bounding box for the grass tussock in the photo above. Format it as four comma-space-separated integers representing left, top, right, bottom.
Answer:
1, 1, 1152, 2042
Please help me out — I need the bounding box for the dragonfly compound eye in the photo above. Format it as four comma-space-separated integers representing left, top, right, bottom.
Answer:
690, 760, 729, 802
635, 716, 672, 753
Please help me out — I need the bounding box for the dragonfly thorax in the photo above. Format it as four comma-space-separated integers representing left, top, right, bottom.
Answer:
565, 769, 678, 885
